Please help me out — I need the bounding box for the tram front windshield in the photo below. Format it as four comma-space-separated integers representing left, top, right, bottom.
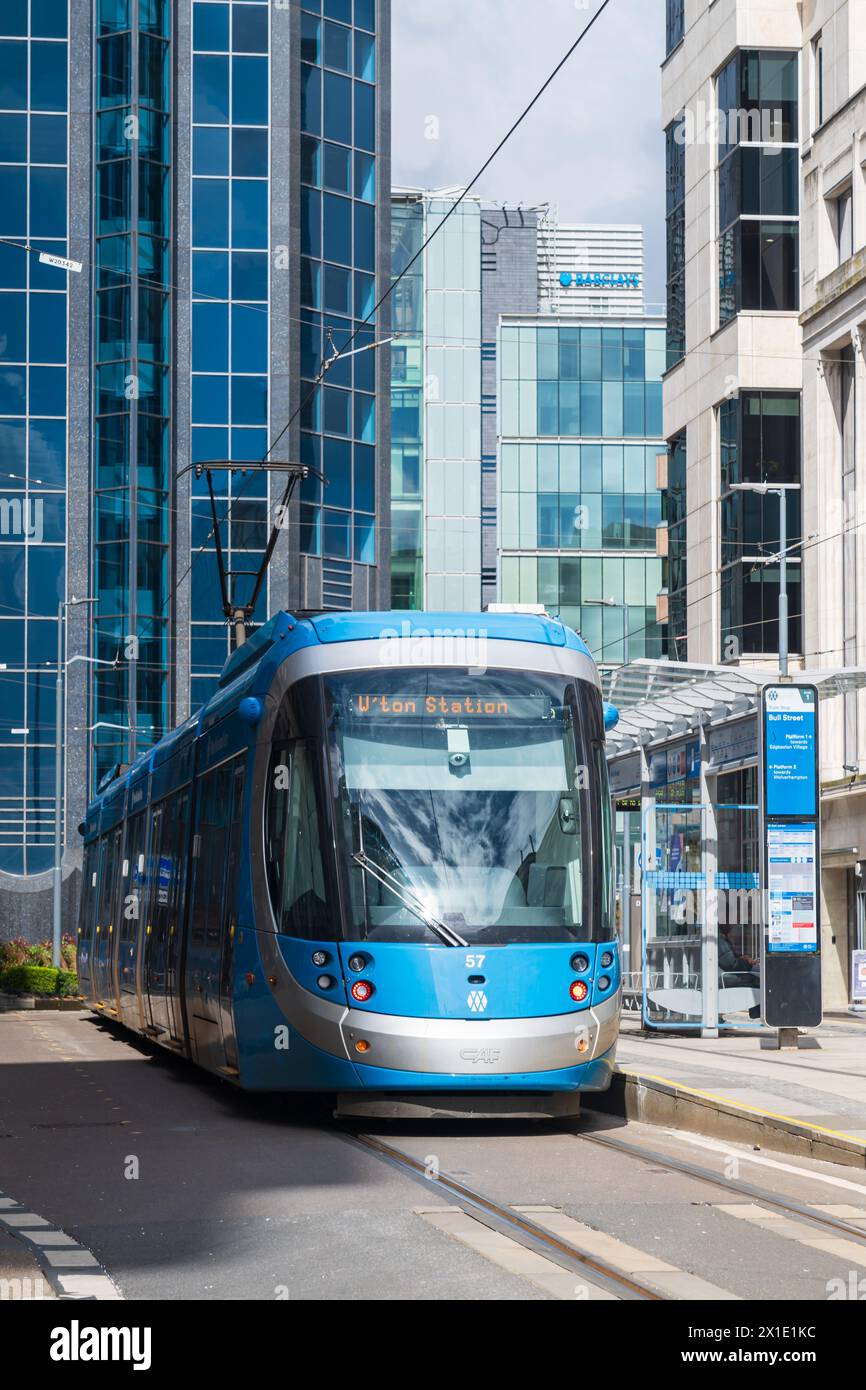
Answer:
325, 669, 602, 945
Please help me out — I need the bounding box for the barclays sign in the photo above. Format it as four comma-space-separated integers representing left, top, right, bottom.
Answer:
560, 272, 641, 289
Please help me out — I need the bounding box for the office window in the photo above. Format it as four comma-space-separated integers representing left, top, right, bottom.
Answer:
717, 50, 799, 324
666, 120, 685, 367
665, 430, 687, 659
300, 1, 380, 569
665, 0, 684, 56
813, 35, 824, 129
836, 185, 853, 266
719, 393, 801, 658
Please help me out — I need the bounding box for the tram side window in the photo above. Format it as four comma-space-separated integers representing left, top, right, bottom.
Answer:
191, 766, 224, 947
98, 834, 118, 929
79, 843, 98, 943
191, 761, 240, 945
168, 789, 191, 923
122, 813, 147, 943
266, 743, 328, 938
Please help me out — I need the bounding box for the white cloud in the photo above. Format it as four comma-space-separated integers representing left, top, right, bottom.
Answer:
392, 0, 665, 305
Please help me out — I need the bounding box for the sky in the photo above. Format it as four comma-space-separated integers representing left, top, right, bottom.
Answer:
391, 0, 666, 306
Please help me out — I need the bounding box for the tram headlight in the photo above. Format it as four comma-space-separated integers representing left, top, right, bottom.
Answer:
570, 954, 590, 973
348, 954, 367, 973
600, 951, 614, 969
598, 976, 611, 991
351, 980, 374, 1002
311, 950, 329, 967
317, 974, 335, 990
569, 980, 589, 1003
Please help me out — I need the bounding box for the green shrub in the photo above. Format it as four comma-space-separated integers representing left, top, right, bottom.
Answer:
0, 964, 61, 996
56, 970, 79, 997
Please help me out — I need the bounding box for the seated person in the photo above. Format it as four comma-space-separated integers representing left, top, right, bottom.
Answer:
718, 923, 760, 1018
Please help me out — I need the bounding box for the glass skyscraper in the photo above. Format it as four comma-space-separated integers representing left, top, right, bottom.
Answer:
497, 315, 667, 665
0, 0, 70, 879
0, 0, 391, 935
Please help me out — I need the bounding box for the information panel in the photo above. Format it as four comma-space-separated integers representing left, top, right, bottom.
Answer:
763, 686, 818, 818
760, 683, 823, 1028
766, 824, 818, 954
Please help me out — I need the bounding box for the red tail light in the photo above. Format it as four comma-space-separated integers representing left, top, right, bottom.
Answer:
569, 979, 588, 1002
351, 980, 374, 1002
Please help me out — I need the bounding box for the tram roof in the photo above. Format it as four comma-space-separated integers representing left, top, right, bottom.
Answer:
302, 609, 592, 653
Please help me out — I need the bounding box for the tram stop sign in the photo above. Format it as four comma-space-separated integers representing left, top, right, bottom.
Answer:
759, 684, 822, 1029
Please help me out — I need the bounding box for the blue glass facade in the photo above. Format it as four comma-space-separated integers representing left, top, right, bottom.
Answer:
189, 0, 271, 709
298, 0, 378, 575
93, 0, 172, 789
498, 319, 667, 664
0, 0, 390, 923
0, 0, 69, 873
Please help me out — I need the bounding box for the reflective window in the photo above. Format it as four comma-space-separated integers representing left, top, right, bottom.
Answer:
717, 51, 799, 325
497, 322, 667, 663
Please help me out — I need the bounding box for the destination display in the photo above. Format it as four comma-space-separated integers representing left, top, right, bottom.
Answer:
350, 695, 555, 718
763, 686, 818, 818
766, 823, 819, 954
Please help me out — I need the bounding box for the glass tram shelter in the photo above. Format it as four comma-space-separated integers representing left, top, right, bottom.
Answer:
603, 660, 866, 1035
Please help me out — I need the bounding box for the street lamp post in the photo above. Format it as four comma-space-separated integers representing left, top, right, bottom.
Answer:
53, 598, 97, 969
584, 595, 630, 664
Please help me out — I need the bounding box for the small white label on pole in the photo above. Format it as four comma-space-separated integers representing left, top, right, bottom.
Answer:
38, 251, 83, 273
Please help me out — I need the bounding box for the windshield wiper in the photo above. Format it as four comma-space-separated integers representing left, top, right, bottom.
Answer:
352, 851, 468, 948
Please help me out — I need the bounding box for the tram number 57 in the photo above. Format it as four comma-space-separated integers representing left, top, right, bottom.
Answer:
465, 954, 485, 969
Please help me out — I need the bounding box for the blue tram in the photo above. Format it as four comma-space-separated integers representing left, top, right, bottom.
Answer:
77, 610, 621, 1117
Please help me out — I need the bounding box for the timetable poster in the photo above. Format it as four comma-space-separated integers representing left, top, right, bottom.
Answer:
766, 823, 819, 954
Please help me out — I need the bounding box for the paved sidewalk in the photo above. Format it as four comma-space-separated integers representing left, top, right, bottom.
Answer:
613, 1016, 866, 1152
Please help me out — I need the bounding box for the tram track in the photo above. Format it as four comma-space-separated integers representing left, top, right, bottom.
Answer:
340, 1128, 664, 1300
572, 1125, 866, 1245
342, 1120, 866, 1302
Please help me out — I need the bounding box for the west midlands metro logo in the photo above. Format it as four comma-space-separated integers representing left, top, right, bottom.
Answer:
560, 272, 641, 289
467, 990, 488, 1013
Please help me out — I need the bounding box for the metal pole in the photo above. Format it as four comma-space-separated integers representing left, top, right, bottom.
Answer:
778, 488, 788, 678
52, 600, 64, 969
700, 724, 719, 1038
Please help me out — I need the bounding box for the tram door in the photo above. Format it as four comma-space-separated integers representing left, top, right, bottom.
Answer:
143, 790, 191, 1048
142, 804, 169, 1038
118, 812, 147, 1029
77, 843, 98, 993
93, 827, 121, 1008
186, 758, 245, 1073
165, 789, 191, 1047
218, 763, 245, 1072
